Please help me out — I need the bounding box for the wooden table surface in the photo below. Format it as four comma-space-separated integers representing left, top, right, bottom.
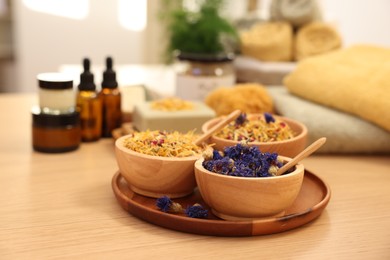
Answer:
1, 93, 389, 259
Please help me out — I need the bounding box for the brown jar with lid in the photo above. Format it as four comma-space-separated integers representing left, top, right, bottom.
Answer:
32, 107, 81, 153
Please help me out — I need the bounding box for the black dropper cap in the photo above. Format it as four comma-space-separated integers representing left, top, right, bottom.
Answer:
78, 58, 96, 91
102, 56, 118, 89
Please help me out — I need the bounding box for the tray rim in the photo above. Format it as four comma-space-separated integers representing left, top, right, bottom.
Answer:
112, 169, 331, 236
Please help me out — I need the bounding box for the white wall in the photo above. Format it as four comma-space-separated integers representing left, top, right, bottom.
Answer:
11, 0, 390, 92
225, 0, 390, 48
319, 0, 390, 47
12, 0, 147, 92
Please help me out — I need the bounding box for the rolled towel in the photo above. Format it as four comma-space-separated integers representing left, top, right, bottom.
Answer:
294, 22, 342, 60
284, 45, 390, 132
268, 87, 390, 154
234, 55, 296, 85
270, 0, 322, 28
240, 22, 293, 62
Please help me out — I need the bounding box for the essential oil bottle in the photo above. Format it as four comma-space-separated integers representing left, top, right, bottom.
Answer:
76, 58, 102, 142
99, 56, 122, 137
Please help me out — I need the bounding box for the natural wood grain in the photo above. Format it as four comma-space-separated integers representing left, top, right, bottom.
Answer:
112, 169, 330, 236
194, 157, 305, 220
115, 135, 199, 198
0, 93, 389, 259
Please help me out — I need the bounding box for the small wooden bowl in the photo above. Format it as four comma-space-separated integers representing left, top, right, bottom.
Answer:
115, 135, 200, 198
194, 157, 305, 221
201, 114, 308, 157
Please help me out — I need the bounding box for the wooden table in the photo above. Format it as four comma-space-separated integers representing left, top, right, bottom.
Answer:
1, 93, 389, 259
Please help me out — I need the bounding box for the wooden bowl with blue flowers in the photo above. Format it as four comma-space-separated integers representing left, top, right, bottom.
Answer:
194, 143, 305, 221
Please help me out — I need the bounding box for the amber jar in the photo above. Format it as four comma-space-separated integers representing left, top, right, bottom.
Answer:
32, 107, 81, 153
175, 52, 236, 100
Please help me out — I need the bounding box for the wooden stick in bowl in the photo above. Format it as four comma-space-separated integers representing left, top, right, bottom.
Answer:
194, 110, 241, 146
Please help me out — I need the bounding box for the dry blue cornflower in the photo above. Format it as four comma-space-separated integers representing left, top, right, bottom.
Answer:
203, 142, 283, 177
203, 156, 234, 175
156, 195, 183, 213
235, 113, 247, 126
264, 112, 275, 123
212, 149, 223, 160
156, 197, 208, 219
185, 203, 208, 218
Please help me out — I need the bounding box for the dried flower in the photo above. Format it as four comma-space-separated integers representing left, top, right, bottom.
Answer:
156, 197, 208, 219
264, 112, 275, 123
156, 195, 183, 213
203, 157, 234, 175
185, 203, 208, 218
202, 146, 214, 160
203, 143, 283, 177
235, 113, 247, 126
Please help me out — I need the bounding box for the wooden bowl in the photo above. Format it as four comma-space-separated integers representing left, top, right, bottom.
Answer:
201, 114, 308, 157
194, 157, 305, 221
115, 135, 200, 198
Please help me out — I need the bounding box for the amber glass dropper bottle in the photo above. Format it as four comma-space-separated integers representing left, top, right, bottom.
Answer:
99, 56, 121, 137
76, 58, 102, 142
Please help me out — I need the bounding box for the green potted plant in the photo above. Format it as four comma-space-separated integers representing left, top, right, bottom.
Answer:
160, 0, 240, 100
162, 0, 239, 59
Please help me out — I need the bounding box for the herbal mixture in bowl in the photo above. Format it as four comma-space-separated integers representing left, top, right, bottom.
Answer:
122, 130, 203, 157
215, 113, 295, 142
115, 131, 204, 199
202, 113, 308, 157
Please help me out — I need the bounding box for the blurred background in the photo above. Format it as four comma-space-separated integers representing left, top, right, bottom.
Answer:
0, 0, 389, 93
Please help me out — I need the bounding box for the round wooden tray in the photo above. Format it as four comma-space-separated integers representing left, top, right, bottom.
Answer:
112, 170, 331, 236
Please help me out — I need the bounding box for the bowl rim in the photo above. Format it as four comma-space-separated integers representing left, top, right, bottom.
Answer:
202, 114, 308, 145
194, 156, 304, 181
115, 135, 201, 162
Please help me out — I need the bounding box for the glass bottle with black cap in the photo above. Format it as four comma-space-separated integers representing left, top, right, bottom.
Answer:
76, 58, 102, 142
99, 56, 121, 138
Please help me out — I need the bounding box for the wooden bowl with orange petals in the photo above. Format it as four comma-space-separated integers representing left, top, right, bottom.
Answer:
115, 134, 201, 199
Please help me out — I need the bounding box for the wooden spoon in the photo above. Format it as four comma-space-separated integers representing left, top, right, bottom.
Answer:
194, 110, 241, 146
275, 137, 327, 176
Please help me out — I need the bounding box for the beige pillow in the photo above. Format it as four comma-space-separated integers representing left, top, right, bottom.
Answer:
268, 87, 390, 153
